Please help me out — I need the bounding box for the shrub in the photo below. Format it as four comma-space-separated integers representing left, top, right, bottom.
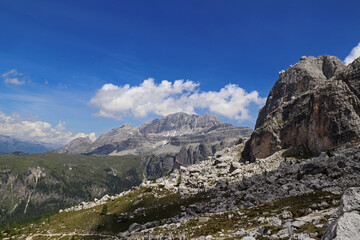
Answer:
100, 204, 108, 215
176, 174, 182, 187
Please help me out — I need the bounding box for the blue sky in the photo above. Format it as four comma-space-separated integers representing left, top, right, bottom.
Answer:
1, 0, 360, 146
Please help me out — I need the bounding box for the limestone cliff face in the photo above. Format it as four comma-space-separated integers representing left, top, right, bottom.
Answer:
243, 56, 360, 161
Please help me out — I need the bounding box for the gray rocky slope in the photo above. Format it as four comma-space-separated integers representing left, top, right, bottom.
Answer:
242, 55, 360, 161
127, 143, 360, 239
56, 112, 252, 178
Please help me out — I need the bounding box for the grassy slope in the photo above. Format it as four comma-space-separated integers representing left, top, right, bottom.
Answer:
0, 153, 144, 227
4, 185, 341, 240
5, 186, 210, 239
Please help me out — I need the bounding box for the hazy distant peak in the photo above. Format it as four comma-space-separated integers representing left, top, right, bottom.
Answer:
0, 134, 50, 154
55, 136, 93, 154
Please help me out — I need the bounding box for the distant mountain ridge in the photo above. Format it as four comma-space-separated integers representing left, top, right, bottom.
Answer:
56, 113, 252, 177
57, 112, 252, 156
0, 135, 50, 154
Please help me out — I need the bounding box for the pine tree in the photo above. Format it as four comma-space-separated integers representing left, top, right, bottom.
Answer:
100, 204, 108, 215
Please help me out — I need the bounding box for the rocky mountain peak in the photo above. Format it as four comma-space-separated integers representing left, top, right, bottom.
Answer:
335, 56, 360, 100
256, 55, 344, 128
139, 112, 222, 135
243, 55, 359, 161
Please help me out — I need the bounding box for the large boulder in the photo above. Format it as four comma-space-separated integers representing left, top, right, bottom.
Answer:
322, 187, 360, 240
242, 56, 360, 161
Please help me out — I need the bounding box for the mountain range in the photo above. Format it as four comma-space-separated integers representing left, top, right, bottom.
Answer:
0, 135, 51, 154
56, 112, 252, 178
57, 113, 251, 156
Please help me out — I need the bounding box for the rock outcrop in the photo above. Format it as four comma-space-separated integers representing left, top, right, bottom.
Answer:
243, 56, 360, 161
323, 187, 360, 240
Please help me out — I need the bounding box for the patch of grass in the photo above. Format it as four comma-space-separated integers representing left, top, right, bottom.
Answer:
13, 186, 211, 237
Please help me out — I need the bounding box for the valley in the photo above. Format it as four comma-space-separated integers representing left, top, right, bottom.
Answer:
0, 153, 143, 228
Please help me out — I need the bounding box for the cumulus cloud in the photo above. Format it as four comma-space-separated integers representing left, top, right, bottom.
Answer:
344, 42, 360, 65
90, 78, 266, 122
2, 69, 27, 85
0, 112, 96, 146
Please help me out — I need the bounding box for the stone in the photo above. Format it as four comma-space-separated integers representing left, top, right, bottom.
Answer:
323, 187, 360, 240
241, 237, 256, 240
281, 210, 293, 219
128, 223, 143, 233
292, 220, 305, 228
198, 217, 210, 223
266, 217, 282, 226
341, 187, 360, 212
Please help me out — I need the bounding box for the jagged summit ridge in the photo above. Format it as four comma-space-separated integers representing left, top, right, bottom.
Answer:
57, 112, 252, 158
243, 55, 360, 161
139, 112, 223, 134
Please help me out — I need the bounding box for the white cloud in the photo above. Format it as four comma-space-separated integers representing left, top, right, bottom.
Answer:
344, 42, 360, 65
4, 78, 26, 85
2, 69, 26, 85
0, 112, 96, 146
90, 78, 266, 122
